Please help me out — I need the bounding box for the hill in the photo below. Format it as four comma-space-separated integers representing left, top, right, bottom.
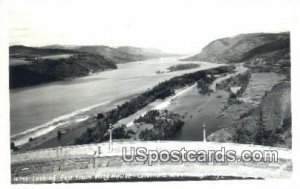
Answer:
191, 32, 292, 148
9, 45, 170, 88
76, 45, 172, 63
10, 45, 78, 58
185, 32, 290, 73
9, 46, 117, 88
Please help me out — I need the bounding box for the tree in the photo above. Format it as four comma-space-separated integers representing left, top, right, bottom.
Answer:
86, 128, 93, 138
97, 113, 105, 119
255, 111, 272, 145
229, 92, 237, 99
197, 79, 212, 94
11, 142, 18, 151
57, 130, 62, 141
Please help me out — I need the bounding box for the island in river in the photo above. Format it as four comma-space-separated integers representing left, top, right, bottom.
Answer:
10, 32, 291, 152
10, 57, 223, 151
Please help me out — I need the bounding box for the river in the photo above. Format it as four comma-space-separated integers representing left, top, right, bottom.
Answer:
10, 57, 222, 144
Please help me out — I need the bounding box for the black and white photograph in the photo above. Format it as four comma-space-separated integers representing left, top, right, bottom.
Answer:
0, 0, 299, 186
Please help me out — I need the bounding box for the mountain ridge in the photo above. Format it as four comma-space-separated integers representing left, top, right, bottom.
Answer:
185, 32, 290, 64
9, 45, 172, 88
10, 45, 173, 64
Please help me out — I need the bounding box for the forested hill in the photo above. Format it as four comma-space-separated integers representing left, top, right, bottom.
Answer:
10, 45, 171, 64
9, 46, 117, 89
9, 45, 171, 88
185, 32, 290, 73
10, 45, 78, 57
75, 45, 173, 64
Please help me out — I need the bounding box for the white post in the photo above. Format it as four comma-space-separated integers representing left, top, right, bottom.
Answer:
109, 124, 113, 151
203, 122, 206, 142
98, 146, 101, 155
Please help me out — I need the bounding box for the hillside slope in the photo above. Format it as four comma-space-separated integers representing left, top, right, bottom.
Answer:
185, 32, 290, 69
76, 45, 172, 63
208, 81, 291, 148
185, 32, 292, 148
9, 46, 117, 88
10, 45, 78, 57
9, 45, 172, 88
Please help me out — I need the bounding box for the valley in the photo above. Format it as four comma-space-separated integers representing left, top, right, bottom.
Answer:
10, 32, 292, 153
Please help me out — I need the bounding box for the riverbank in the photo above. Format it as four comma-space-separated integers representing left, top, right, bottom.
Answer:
12, 62, 230, 152
13, 93, 139, 152
13, 64, 289, 152
72, 65, 235, 145
10, 57, 220, 137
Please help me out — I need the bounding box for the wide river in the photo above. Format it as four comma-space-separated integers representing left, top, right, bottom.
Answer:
10, 57, 221, 140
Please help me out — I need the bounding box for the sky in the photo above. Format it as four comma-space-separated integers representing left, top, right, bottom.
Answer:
9, 0, 297, 54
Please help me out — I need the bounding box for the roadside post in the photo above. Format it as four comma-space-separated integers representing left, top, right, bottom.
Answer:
109, 124, 113, 151
203, 122, 206, 142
